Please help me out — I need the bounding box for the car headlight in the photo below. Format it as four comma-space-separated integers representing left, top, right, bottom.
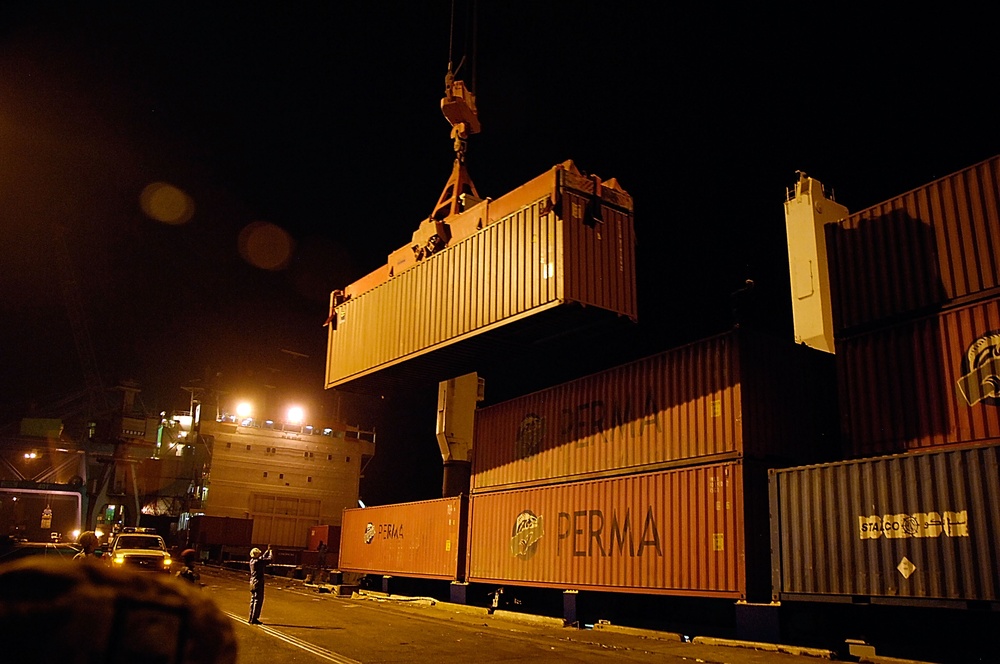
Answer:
162, 556, 172, 567
113, 554, 125, 565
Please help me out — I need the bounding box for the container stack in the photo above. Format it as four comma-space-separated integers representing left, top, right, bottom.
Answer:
466, 328, 838, 602
828, 155, 1000, 458
770, 155, 1000, 609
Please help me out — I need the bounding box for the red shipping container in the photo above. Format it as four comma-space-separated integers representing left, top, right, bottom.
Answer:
307, 524, 340, 551
838, 297, 1000, 457
338, 497, 467, 581
826, 155, 1000, 335
187, 515, 253, 547
467, 461, 771, 600
472, 329, 837, 491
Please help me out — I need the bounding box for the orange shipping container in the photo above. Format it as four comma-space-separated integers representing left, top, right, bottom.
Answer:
325, 161, 637, 394
826, 155, 1000, 335
338, 497, 467, 581
467, 462, 771, 600
838, 297, 1000, 458
471, 329, 838, 491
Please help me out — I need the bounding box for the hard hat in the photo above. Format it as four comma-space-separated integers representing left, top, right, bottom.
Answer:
250, 547, 261, 558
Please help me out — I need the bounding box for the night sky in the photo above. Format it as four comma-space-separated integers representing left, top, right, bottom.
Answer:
2, 3, 997, 504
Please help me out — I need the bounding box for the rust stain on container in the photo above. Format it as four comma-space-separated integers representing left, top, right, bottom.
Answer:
826, 155, 1000, 335
838, 297, 1000, 458
325, 161, 637, 394
770, 443, 1000, 605
468, 462, 771, 599
472, 329, 838, 491
338, 496, 467, 581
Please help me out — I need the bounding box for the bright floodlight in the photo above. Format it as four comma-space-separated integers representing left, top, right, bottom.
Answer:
236, 402, 252, 418
287, 406, 304, 424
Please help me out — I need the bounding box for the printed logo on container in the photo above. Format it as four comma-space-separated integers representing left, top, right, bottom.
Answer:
510, 510, 543, 560
515, 414, 545, 459
858, 511, 968, 539
957, 331, 1000, 406
364, 522, 376, 544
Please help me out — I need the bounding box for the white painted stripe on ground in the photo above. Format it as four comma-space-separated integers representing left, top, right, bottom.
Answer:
225, 612, 360, 664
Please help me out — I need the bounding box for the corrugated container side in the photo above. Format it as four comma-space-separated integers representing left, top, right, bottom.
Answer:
770, 444, 1000, 605
471, 330, 838, 491
838, 297, 1000, 457
560, 183, 638, 317
467, 461, 772, 600
325, 165, 637, 393
826, 155, 1000, 334
337, 497, 466, 581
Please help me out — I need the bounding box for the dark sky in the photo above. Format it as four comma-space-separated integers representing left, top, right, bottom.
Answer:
2, 3, 997, 503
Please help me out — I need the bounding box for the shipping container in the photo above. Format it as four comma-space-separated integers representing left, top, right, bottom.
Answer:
325, 160, 637, 394
826, 155, 1000, 335
338, 496, 467, 581
186, 515, 253, 547
467, 461, 771, 600
471, 329, 838, 491
307, 524, 340, 552
838, 297, 1000, 457
770, 443, 1000, 608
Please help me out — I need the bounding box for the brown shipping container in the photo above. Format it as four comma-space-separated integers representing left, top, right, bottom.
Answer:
467, 461, 772, 600
770, 443, 1000, 606
338, 497, 467, 581
187, 515, 254, 547
838, 297, 1000, 458
826, 155, 1000, 335
307, 524, 340, 552
472, 329, 838, 491
325, 161, 637, 394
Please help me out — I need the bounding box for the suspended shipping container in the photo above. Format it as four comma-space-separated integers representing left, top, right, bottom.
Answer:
471, 329, 838, 492
467, 461, 771, 600
838, 297, 1000, 458
770, 443, 1000, 608
325, 160, 637, 394
338, 496, 467, 581
826, 154, 1000, 335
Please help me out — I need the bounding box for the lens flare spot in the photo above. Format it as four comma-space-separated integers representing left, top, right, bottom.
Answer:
238, 221, 294, 270
140, 182, 195, 225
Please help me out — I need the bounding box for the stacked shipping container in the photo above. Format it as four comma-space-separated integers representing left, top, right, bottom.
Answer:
771, 155, 1000, 608
770, 443, 1000, 607
825, 155, 1000, 336
467, 328, 837, 601
837, 297, 1000, 457
827, 155, 1000, 459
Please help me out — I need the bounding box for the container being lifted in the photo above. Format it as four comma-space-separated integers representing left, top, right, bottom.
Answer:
325, 160, 637, 395
324, 24, 638, 395
325, 160, 636, 394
